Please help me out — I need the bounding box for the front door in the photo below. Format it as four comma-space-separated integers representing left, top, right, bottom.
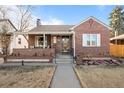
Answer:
62, 36, 70, 53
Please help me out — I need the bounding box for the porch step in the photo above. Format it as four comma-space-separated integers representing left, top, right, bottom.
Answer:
53, 58, 73, 63
54, 54, 74, 64
56, 55, 73, 59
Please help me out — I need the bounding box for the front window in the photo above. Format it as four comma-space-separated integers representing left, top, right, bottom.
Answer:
38, 36, 44, 47
82, 34, 100, 47
36, 36, 47, 48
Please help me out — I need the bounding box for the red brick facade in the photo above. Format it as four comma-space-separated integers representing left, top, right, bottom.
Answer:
9, 48, 55, 62
74, 18, 110, 57
25, 17, 110, 58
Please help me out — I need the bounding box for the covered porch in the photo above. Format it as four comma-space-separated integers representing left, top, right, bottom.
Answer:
15, 31, 74, 55
28, 32, 73, 54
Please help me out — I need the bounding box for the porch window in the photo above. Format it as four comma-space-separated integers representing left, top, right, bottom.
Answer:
35, 36, 47, 48
82, 34, 100, 47
38, 36, 43, 47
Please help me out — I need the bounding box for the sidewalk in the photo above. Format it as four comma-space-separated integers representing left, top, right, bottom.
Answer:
51, 63, 81, 88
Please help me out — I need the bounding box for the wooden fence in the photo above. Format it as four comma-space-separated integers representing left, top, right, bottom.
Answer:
110, 44, 124, 57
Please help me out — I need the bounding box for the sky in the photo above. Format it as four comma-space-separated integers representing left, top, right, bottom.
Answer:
31, 5, 116, 25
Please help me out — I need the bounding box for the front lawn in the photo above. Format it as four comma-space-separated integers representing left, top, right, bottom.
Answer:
0, 66, 55, 88
75, 65, 124, 88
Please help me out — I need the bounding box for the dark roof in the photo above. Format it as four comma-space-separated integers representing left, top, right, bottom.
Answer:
29, 25, 74, 32
0, 19, 18, 31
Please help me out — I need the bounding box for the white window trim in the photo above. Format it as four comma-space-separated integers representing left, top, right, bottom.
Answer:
35, 36, 47, 48
82, 34, 101, 47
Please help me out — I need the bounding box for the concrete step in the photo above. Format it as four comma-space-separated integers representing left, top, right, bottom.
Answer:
54, 58, 73, 62
56, 55, 73, 59
53, 58, 74, 64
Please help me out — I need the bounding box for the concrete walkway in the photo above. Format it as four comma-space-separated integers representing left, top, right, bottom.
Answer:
51, 54, 81, 88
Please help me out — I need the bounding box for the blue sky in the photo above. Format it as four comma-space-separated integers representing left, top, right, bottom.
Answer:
31, 5, 116, 25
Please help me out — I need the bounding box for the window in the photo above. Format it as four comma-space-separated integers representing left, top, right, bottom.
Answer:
38, 36, 43, 47
18, 38, 21, 44
82, 34, 100, 47
36, 36, 47, 48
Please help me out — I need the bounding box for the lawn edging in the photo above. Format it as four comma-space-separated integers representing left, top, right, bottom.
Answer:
49, 64, 57, 88
73, 65, 87, 88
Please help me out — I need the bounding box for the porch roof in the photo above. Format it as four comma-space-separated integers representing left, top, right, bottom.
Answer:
29, 25, 74, 33
14, 31, 74, 35
110, 34, 124, 41
15, 25, 74, 35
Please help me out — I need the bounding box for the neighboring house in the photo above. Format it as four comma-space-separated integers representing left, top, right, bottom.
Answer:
110, 34, 124, 45
0, 19, 17, 54
0, 19, 28, 54
14, 34, 28, 49
15, 16, 111, 58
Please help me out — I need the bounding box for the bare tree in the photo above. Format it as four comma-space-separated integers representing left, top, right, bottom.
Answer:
0, 24, 11, 62
16, 5, 33, 32
0, 6, 34, 49
0, 6, 12, 19
16, 5, 33, 48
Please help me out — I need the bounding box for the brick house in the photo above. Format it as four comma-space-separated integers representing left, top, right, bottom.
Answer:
15, 16, 110, 58
73, 16, 110, 57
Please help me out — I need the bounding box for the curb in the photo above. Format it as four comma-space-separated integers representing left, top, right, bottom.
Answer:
73, 65, 87, 88
49, 64, 58, 88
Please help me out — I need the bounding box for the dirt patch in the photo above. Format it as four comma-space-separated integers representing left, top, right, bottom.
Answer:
0, 66, 55, 88
75, 65, 124, 88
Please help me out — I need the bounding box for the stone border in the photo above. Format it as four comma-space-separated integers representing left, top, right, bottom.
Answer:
73, 65, 87, 88
49, 64, 58, 88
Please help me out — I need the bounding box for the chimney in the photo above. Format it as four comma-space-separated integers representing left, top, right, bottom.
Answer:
37, 19, 41, 27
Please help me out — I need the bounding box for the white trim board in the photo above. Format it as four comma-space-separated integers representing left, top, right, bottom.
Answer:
71, 16, 112, 30
7, 59, 49, 62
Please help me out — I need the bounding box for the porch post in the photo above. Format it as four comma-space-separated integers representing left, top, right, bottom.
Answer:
73, 32, 75, 57
43, 34, 45, 48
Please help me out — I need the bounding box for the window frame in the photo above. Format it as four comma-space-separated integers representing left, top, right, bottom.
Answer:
82, 33, 101, 47
35, 36, 47, 48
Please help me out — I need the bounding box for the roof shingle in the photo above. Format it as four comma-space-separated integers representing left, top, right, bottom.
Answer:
29, 25, 74, 32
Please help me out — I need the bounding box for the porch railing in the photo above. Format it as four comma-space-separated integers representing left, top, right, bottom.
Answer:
8, 48, 55, 63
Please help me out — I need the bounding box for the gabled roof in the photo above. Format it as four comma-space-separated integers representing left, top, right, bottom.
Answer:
110, 34, 124, 40
0, 19, 18, 31
71, 16, 111, 30
29, 25, 74, 33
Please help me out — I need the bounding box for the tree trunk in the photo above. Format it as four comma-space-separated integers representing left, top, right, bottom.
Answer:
23, 34, 30, 48
3, 46, 8, 63
3, 56, 7, 63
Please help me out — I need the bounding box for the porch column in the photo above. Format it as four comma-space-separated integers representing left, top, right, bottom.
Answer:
43, 34, 45, 49
73, 32, 75, 57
